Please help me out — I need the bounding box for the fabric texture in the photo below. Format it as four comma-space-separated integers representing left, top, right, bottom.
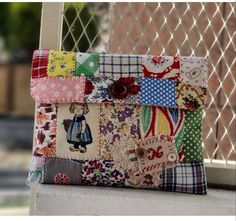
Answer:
141, 78, 176, 107
161, 162, 207, 194
31, 49, 49, 78
99, 54, 143, 76
31, 77, 86, 103
28, 50, 208, 195
44, 158, 82, 185
76, 52, 100, 76
47, 50, 76, 77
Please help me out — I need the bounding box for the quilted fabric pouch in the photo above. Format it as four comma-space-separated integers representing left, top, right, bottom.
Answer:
27, 50, 208, 194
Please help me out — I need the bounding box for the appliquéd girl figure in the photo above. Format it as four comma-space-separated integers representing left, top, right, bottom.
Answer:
63, 103, 92, 153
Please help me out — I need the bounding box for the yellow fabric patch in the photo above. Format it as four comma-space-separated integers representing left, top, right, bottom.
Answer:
47, 50, 76, 77
157, 110, 170, 135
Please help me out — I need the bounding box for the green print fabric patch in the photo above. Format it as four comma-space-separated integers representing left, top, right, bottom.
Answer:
183, 108, 204, 161
76, 52, 100, 76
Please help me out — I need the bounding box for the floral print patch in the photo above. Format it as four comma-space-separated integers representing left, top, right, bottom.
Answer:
125, 169, 162, 189
84, 76, 141, 104
176, 82, 207, 109
99, 103, 141, 161
180, 57, 207, 88
76, 52, 99, 76
33, 103, 57, 158
81, 160, 125, 186
142, 56, 180, 80
47, 50, 76, 77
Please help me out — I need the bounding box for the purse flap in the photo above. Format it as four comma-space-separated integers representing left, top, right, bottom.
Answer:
30, 49, 208, 110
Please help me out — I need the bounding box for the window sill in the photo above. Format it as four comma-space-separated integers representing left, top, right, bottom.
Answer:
30, 184, 235, 215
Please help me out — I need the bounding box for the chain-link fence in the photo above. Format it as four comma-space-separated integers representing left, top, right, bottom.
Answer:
61, 2, 236, 164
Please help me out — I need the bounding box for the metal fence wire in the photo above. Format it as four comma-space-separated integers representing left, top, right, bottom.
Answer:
62, 2, 236, 164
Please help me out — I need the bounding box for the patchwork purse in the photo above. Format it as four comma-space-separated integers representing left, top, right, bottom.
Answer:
27, 50, 208, 194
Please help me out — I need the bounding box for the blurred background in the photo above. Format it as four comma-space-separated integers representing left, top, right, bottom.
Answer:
0, 1, 235, 215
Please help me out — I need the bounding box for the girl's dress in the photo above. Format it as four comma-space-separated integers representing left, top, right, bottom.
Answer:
66, 114, 92, 147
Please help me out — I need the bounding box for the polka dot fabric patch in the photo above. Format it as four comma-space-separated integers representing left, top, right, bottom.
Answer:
182, 108, 204, 161
76, 52, 99, 76
141, 78, 176, 107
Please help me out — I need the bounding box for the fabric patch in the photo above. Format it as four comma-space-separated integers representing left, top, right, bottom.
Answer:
44, 158, 82, 185
180, 57, 208, 87
136, 136, 178, 173
31, 50, 49, 78
142, 56, 180, 80
84, 76, 141, 104
160, 162, 207, 194
125, 169, 162, 189
141, 106, 184, 138
99, 103, 141, 161
76, 52, 99, 76
47, 50, 76, 77
183, 109, 204, 161
176, 82, 207, 109
141, 78, 176, 107
81, 160, 125, 186
99, 54, 143, 77
84, 77, 114, 103
56, 103, 99, 160
31, 77, 86, 103
27, 167, 44, 184
33, 103, 57, 157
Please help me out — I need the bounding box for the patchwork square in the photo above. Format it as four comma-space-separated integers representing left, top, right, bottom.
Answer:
99, 103, 141, 161
56, 103, 100, 160
44, 158, 82, 185
47, 50, 76, 77
33, 103, 57, 158
31, 49, 49, 78
161, 162, 207, 194
84, 76, 114, 103
81, 160, 125, 186
136, 137, 178, 173
99, 54, 143, 77
141, 78, 176, 107
31, 77, 86, 103
142, 56, 180, 80
176, 81, 207, 109
76, 52, 99, 76
182, 108, 204, 161
125, 169, 162, 189
180, 57, 208, 87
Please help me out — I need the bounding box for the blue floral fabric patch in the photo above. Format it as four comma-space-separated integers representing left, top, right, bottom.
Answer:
141, 78, 176, 107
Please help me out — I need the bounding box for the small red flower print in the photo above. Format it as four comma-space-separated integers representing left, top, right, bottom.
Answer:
119, 77, 135, 86
152, 56, 164, 64
85, 80, 94, 95
129, 84, 140, 95
54, 173, 70, 184
109, 77, 140, 99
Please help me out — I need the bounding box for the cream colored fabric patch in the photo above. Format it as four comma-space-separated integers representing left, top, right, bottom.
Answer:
56, 103, 99, 160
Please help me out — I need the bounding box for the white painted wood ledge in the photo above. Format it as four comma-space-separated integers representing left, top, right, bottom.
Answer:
30, 184, 236, 215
